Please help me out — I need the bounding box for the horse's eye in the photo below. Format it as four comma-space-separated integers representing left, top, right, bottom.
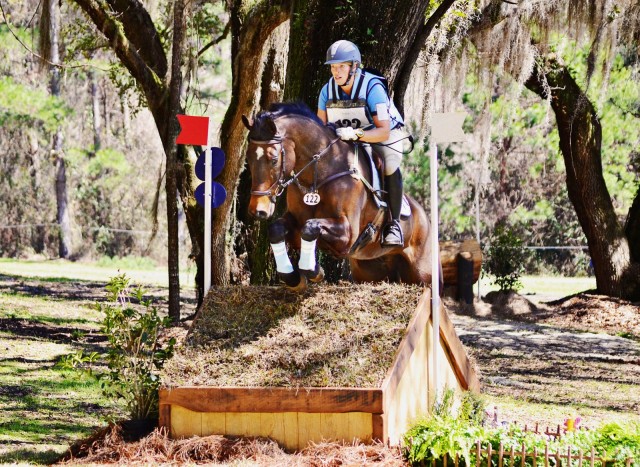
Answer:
270, 151, 279, 167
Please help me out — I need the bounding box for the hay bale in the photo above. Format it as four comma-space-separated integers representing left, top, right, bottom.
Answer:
161, 283, 422, 388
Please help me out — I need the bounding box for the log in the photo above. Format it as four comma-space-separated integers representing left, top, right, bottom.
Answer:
440, 239, 482, 285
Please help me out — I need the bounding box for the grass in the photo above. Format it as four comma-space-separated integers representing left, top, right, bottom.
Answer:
0, 283, 122, 464
0, 257, 196, 289
478, 274, 597, 300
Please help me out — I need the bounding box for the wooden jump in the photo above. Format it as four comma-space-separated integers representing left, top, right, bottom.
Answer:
159, 288, 479, 449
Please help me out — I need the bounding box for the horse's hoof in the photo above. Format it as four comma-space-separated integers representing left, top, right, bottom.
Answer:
300, 264, 324, 283
286, 274, 308, 292
308, 266, 324, 283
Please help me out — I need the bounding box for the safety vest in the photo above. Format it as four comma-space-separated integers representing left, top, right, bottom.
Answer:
326, 69, 403, 130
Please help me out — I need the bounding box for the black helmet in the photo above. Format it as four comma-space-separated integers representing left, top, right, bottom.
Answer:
325, 40, 361, 65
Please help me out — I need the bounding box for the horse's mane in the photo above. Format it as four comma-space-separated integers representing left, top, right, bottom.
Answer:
250, 101, 324, 141
268, 101, 323, 124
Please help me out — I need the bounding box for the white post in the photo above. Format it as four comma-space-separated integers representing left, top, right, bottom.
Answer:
430, 142, 441, 399
204, 147, 212, 293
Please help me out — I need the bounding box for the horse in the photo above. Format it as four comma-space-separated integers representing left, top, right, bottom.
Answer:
242, 102, 438, 291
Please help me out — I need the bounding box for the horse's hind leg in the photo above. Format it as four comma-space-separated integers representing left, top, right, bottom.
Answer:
268, 214, 304, 289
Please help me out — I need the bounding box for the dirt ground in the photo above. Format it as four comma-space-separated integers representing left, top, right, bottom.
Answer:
445, 290, 640, 428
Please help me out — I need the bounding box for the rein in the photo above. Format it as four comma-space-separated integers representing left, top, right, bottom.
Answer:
250, 135, 342, 201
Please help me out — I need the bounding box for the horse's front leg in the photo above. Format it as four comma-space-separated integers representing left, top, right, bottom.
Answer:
299, 216, 351, 282
268, 213, 304, 289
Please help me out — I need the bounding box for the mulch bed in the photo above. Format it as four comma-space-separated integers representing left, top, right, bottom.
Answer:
161, 282, 423, 388
57, 421, 405, 465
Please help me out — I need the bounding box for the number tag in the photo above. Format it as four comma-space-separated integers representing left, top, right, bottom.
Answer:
303, 192, 321, 205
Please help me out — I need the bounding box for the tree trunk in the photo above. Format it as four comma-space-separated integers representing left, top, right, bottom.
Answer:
47, 0, 73, 259
27, 130, 45, 253
285, 0, 432, 106
625, 188, 640, 263
89, 68, 102, 153
213, 0, 291, 287
525, 58, 640, 300
235, 22, 289, 285
162, 0, 188, 322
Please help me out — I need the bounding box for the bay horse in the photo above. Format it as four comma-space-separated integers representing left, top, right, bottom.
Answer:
242, 102, 437, 290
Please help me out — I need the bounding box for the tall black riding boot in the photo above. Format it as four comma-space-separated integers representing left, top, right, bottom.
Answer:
381, 169, 404, 247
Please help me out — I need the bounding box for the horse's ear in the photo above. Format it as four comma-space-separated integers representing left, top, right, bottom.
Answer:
241, 114, 253, 130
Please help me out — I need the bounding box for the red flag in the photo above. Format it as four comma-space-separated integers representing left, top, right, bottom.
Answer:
176, 115, 209, 145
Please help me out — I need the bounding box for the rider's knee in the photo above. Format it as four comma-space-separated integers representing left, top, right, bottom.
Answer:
384, 156, 402, 175
268, 222, 287, 244
301, 219, 322, 241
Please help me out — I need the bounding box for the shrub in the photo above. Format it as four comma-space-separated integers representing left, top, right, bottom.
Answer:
59, 274, 175, 420
484, 222, 527, 292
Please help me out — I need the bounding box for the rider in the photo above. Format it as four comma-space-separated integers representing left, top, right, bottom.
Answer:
317, 39, 409, 247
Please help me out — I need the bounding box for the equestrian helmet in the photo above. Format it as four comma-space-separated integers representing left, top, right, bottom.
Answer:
325, 40, 361, 65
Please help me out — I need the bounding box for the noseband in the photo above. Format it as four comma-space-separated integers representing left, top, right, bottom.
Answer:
249, 134, 341, 203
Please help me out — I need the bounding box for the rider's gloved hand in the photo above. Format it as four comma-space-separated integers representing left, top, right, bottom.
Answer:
336, 127, 358, 141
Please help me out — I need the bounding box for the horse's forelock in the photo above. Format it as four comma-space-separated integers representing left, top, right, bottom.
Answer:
249, 112, 278, 142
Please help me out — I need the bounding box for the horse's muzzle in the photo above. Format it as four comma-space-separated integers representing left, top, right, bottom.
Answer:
249, 195, 275, 220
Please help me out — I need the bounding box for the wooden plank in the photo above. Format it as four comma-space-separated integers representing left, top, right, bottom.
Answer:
346, 412, 373, 443
371, 413, 386, 443
160, 386, 383, 414
438, 303, 481, 392
282, 412, 299, 451
385, 319, 430, 445
321, 412, 345, 442
380, 287, 431, 401
226, 412, 262, 437
171, 405, 201, 438
158, 404, 171, 433
298, 412, 322, 449
201, 412, 225, 436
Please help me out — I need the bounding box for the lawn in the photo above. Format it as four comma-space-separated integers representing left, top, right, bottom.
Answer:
0, 257, 196, 289
0, 285, 122, 464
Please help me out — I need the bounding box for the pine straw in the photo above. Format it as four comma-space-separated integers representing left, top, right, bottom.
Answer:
161, 283, 423, 388
59, 424, 405, 465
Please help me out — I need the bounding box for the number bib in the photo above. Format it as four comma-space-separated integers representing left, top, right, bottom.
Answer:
326, 99, 369, 129
303, 192, 321, 205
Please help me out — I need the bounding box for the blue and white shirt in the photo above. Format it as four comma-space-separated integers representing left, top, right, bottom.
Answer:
318, 69, 404, 130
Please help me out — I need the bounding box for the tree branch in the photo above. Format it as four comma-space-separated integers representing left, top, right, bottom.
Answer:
197, 20, 231, 58
72, 0, 167, 109
608, 97, 640, 119
108, 0, 168, 78
394, 0, 457, 113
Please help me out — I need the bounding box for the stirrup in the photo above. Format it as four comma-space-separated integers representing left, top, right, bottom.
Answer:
381, 220, 404, 247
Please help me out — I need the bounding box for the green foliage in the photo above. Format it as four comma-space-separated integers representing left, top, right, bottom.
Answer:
0, 76, 72, 132
405, 391, 640, 467
403, 129, 475, 237
58, 274, 176, 420
404, 389, 487, 466
485, 223, 527, 292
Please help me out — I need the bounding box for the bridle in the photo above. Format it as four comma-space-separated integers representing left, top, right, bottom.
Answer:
249, 133, 342, 203
248, 134, 287, 202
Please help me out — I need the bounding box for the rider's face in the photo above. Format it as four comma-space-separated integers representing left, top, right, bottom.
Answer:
330, 62, 352, 83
